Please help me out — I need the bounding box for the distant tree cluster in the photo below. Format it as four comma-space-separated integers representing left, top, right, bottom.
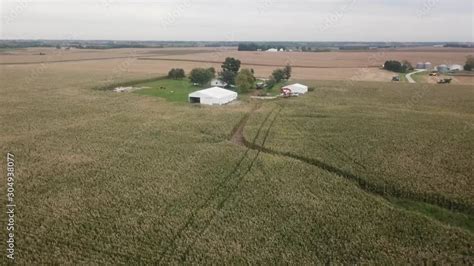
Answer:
238, 43, 287, 51
444, 43, 473, 48
383, 60, 412, 73
168, 68, 186, 79
464, 56, 474, 71
300, 47, 331, 52
189, 68, 215, 85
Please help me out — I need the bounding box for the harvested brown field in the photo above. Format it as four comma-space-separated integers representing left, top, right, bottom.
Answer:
0, 47, 226, 64
143, 47, 473, 68
1, 46, 472, 84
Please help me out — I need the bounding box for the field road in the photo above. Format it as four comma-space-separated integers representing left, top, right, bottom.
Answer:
406, 69, 427, 83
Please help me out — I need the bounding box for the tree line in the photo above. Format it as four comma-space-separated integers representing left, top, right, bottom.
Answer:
167, 57, 293, 93
383, 60, 413, 73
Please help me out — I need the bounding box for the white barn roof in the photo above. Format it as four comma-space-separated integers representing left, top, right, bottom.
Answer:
189, 87, 237, 105
283, 83, 309, 94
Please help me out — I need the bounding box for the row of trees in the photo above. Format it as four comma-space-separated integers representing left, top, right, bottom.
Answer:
383, 60, 413, 73
265, 64, 292, 89
167, 57, 294, 93
238, 43, 287, 51
189, 68, 216, 85
168, 68, 186, 79
167, 58, 245, 88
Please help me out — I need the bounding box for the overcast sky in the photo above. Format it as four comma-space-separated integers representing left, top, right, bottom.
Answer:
1, 0, 473, 41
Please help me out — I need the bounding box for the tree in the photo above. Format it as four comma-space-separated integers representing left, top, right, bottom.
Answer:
402, 60, 413, 72
220, 70, 236, 86
283, 64, 292, 80
208, 67, 216, 77
266, 76, 276, 89
221, 57, 241, 73
168, 68, 186, 79
464, 55, 474, 71
236, 69, 255, 93
384, 60, 411, 73
189, 68, 214, 85
272, 68, 286, 82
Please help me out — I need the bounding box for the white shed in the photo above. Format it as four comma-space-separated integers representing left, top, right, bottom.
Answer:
210, 79, 227, 88
282, 83, 309, 95
188, 87, 237, 105
449, 64, 463, 71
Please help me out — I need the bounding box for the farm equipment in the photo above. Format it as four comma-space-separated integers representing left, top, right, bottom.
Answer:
437, 78, 452, 84
392, 76, 400, 81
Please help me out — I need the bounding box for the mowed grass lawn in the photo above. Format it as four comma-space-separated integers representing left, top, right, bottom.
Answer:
134, 78, 202, 102
0, 63, 473, 264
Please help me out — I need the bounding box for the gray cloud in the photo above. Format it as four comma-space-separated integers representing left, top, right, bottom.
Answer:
1, 0, 472, 41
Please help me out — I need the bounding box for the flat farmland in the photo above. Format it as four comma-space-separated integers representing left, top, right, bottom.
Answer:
0, 47, 225, 64
145, 47, 473, 68
0, 53, 473, 263
1, 47, 472, 83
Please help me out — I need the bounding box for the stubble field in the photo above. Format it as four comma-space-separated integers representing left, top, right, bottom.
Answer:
0, 48, 473, 264
1, 46, 473, 83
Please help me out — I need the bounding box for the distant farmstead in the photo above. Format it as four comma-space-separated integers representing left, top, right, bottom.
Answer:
188, 87, 237, 105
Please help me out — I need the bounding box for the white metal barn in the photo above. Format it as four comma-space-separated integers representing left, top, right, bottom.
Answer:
282, 83, 309, 95
188, 87, 238, 105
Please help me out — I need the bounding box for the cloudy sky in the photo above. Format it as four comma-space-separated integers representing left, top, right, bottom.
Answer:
1, 0, 473, 41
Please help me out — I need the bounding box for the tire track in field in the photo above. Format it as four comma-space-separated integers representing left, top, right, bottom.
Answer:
178, 106, 284, 261
157, 104, 278, 264
232, 104, 474, 217
287, 116, 368, 171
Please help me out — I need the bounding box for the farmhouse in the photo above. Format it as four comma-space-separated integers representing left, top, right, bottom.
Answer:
210, 79, 227, 88
188, 87, 237, 105
282, 83, 309, 95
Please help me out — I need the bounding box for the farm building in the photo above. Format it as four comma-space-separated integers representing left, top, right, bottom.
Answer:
282, 83, 309, 95
449, 64, 463, 71
416, 62, 432, 69
188, 87, 237, 105
436, 64, 449, 73
210, 79, 227, 88
266, 48, 278, 52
